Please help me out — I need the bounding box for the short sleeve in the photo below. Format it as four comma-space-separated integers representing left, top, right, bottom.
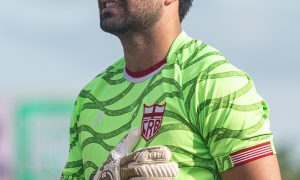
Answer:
197, 63, 276, 172
61, 100, 85, 180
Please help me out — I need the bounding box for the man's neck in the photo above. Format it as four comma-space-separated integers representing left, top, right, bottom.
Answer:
118, 21, 181, 73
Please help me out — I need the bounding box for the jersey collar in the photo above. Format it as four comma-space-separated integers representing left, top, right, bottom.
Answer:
123, 31, 191, 83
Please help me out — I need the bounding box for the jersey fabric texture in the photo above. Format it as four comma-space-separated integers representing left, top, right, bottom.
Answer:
61, 32, 275, 180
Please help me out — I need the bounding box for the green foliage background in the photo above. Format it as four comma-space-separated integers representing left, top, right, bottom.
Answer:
277, 147, 300, 180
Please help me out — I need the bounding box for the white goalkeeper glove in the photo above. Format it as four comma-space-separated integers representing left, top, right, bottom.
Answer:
92, 128, 179, 180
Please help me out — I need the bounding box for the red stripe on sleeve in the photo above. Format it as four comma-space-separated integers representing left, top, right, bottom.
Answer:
230, 142, 274, 167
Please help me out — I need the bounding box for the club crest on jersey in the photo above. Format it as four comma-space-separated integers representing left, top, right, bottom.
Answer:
141, 104, 166, 141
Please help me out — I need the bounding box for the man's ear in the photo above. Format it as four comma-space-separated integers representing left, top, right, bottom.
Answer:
164, 0, 177, 6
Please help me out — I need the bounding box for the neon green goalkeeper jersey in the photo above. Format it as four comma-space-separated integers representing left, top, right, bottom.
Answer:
62, 32, 275, 180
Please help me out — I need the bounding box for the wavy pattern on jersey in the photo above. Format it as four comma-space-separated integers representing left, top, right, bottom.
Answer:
183, 51, 222, 70
202, 71, 255, 118
65, 160, 83, 169
70, 40, 226, 153
63, 160, 84, 179
145, 123, 192, 147
79, 83, 136, 114
69, 115, 80, 150
207, 101, 263, 115
191, 69, 271, 145
180, 42, 208, 66
154, 91, 182, 105
71, 40, 192, 151
102, 68, 125, 85
164, 110, 199, 134
205, 115, 271, 144
167, 145, 214, 165
181, 60, 228, 90
166, 145, 219, 178
61, 173, 84, 180
216, 156, 232, 176
84, 161, 98, 174
171, 39, 198, 59
80, 103, 144, 152
183, 60, 229, 119
194, 72, 253, 132
68, 39, 255, 179
197, 71, 250, 114
79, 78, 181, 115
78, 78, 185, 151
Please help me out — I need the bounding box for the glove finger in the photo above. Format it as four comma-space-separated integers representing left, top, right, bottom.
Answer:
120, 146, 172, 165
111, 128, 141, 160
121, 162, 178, 179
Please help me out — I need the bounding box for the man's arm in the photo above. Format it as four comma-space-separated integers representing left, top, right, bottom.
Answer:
221, 155, 281, 180
61, 100, 84, 179
193, 62, 281, 176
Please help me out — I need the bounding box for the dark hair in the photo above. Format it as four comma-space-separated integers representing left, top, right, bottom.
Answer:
179, 0, 193, 22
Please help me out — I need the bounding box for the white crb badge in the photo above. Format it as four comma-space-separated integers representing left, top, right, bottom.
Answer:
141, 104, 166, 141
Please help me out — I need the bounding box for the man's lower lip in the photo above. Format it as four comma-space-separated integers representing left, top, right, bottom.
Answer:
102, 7, 122, 14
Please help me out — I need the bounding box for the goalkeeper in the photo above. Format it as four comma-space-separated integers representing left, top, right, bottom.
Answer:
61, 0, 281, 179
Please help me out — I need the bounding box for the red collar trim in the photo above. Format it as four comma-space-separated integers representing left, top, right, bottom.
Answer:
125, 59, 167, 78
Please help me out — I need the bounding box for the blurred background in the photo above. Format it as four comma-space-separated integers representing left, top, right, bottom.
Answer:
0, 0, 299, 179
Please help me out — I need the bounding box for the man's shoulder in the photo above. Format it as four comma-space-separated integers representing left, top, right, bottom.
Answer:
171, 35, 251, 95
72, 57, 127, 110
171, 34, 225, 70
83, 57, 125, 90
170, 35, 228, 81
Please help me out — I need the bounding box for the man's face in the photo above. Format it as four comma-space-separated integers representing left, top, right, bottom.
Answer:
98, 0, 163, 34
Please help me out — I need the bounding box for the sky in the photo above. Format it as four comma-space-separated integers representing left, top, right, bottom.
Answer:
0, 0, 300, 160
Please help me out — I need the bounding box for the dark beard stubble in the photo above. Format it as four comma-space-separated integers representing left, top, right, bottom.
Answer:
100, 1, 163, 34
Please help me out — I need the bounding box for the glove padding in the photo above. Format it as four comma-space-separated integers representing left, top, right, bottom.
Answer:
93, 128, 178, 180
